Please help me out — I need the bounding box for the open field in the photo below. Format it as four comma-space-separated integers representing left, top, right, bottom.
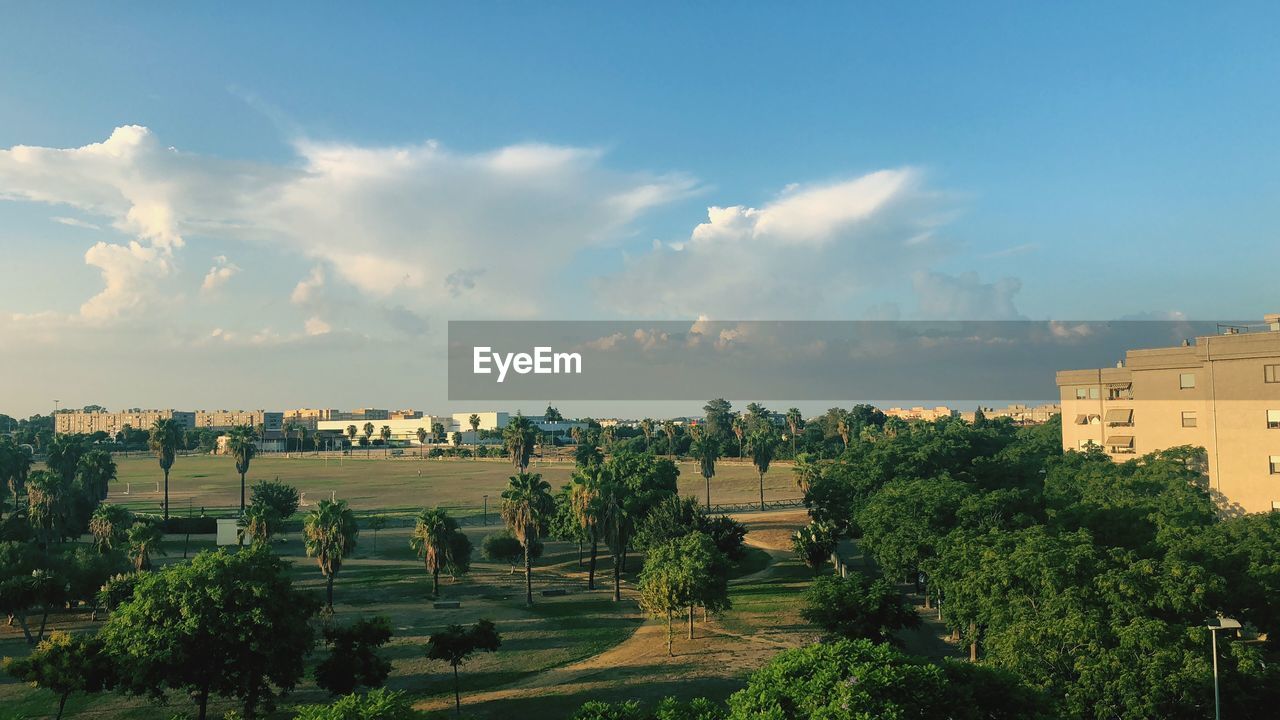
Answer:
0, 511, 817, 720
101, 454, 803, 519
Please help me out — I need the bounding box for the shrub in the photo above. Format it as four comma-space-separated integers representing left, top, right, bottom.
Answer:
292, 688, 422, 720
800, 572, 919, 642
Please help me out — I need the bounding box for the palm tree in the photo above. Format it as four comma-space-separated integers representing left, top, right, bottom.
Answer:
416, 427, 428, 447
227, 424, 257, 514
77, 449, 116, 501
731, 414, 747, 459
640, 419, 654, 451
569, 466, 604, 590
596, 472, 631, 602
240, 503, 277, 546
380, 425, 392, 444
362, 422, 375, 443
836, 411, 852, 449
690, 432, 720, 509
785, 408, 803, 457
792, 452, 824, 496
148, 418, 182, 520
469, 414, 481, 442
410, 507, 464, 596
88, 504, 132, 553
503, 415, 536, 472
748, 430, 777, 510
345, 424, 358, 446
500, 473, 553, 606
303, 498, 360, 611
127, 522, 165, 570
661, 420, 677, 457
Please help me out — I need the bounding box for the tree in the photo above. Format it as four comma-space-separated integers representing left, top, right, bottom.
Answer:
640, 418, 654, 451
726, 639, 1047, 720
240, 502, 279, 546
431, 422, 446, 443
785, 408, 803, 457
731, 414, 747, 459
45, 434, 87, 483
88, 503, 132, 553
792, 522, 837, 574
701, 399, 734, 446
27, 469, 70, 546
747, 429, 777, 510
661, 419, 678, 457
410, 507, 472, 596
451, 431, 462, 448
426, 619, 502, 717
690, 432, 719, 509
127, 521, 165, 570
801, 572, 919, 643
76, 448, 116, 501
148, 418, 182, 520
227, 424, 258, 514
469, 414, 481, 440
3, 631, 112, 720
304, 498, 360, 611
100, 546, 319, 720
482, 530, 541, 573
598, 452, 680, 601
314, 616, 393, 696
639, 531, 731, 652
346, 425, 358, 445
791, 453, 823, 496
416, 427, 428, 447
503, 415, 537, 471
250, 479, 301, 519
0, 569, 65, 645
362, 422, 375, 446
570, 465, 605, 589
500, 472, 553, 606
368, 515, 388, 552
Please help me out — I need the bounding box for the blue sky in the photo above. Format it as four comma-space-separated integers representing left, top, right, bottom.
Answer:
2, 2, 1278, 417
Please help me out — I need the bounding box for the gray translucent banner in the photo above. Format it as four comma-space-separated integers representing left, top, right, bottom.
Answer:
448, 320, 1267, 401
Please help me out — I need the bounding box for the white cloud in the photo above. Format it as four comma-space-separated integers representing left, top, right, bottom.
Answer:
597, 168, 950, 318
51, 216, 101, 230
911, 271, 1023, 320
0, 126, 696, 326
200, 255, 240, 293
291, 266, 326, 306
304, 316, 331, 336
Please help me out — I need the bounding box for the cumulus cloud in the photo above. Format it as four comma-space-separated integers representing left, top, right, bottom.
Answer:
290, 266, 326, 306
0, 126, 696, 325
304, 317, 331, 336
596, 169, 953, 318
201, 255, 240, 293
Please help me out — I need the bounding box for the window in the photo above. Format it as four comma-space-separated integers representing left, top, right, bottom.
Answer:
1182, 411, 1197, 428
1089, 387, 1100, 399
1075, 388, 1088, 399
1268, 410, 1280, 430
1180, 373, 1196, 390
1266, 365, 1280, 383
1271, 456, 1280, 475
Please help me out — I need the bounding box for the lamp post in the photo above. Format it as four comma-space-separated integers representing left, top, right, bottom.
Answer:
1207, 616, 1241, 720
53, 400, 60, 437
483, 495, 489, 526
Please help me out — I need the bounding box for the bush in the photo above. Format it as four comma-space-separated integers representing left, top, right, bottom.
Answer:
571, 698, 726, 720
292, 688, 422, 719
250, 481, 301, 520
314, 617, 393, 696
150, 515, 217, 535
481, 531, 541, 568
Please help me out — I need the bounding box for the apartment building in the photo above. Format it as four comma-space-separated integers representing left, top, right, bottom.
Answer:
1057, 313, 1280, 514
960, 403, 1061, 424
282, 408, 342, 431
55, 409, 196, 436
316, 415, 456, 444
883, 406, 958, 421
194, 410, 284, 434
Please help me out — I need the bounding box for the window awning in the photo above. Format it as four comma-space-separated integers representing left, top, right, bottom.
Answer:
1105, 435, 1134, 448
1105, 409, 1133, 423
1074, 414, 1088, 425
1107, 382, 1132, 389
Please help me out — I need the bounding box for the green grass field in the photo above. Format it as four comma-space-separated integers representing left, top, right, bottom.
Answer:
104, 453, 802, 519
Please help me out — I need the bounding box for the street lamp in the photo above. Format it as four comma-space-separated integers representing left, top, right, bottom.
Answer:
1207, 616, 1241, 720
53, 400, 60, 438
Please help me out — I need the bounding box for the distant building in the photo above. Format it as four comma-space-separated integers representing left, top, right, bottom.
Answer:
194, 410, 283, 434
316, 415, 456, 444
55, 409, 196, 436
282, 408, 342, 431
959, 404, 1060, 424
1056, 313, 1280, 514
882, 406, 957, 421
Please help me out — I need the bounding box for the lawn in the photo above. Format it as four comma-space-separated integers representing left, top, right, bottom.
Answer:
102, 454, 802, 519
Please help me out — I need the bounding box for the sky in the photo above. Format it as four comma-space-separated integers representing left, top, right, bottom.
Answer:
2, 2, 1279, 418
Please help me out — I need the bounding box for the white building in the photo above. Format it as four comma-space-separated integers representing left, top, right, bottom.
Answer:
316, 416, 457, 444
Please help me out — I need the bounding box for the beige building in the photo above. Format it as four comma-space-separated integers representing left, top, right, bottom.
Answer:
317, 415, 456, 444
883, 406, 957, 421
55, 409, 195, 436
194, 410, 283, 433
960, 403, 1061, 424
1057, 313, 1280, 514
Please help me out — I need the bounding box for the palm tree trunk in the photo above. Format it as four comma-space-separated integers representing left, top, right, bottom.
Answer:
759, 472, 765, 510
433, 567, 440, 597
612, 548, 622, 602
688, 605, 694, 639
666, 609, 673, 655
56, 692, 69, 720
163, 468, 170, 520
239, 472, 246, 514
587, 540, 598, 590
705, 475, 711, 509
326, 574, 335, 610
524, 540, 533, 607
196, 685, 210, 720
37, 604, 50, 643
